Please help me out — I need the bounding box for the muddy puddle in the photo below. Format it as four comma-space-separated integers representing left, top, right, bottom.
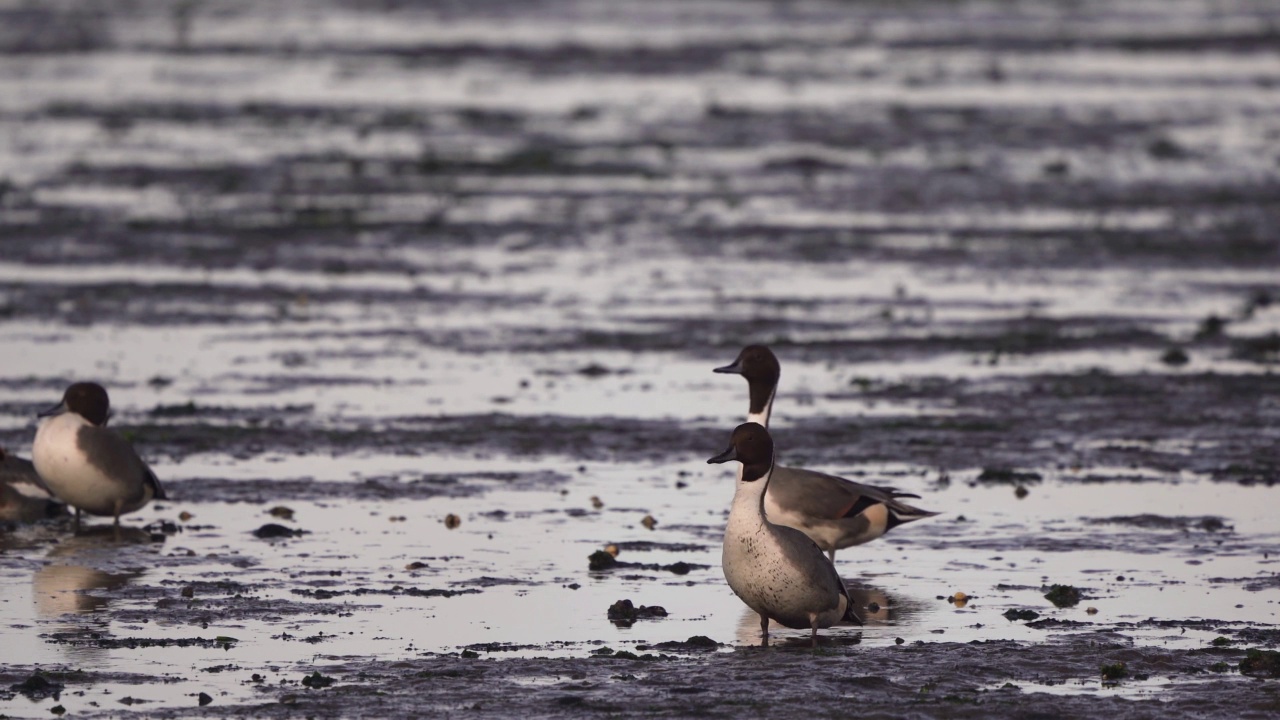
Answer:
3, 0, 1280, 716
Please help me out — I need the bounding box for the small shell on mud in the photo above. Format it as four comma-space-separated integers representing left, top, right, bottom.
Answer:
1086, 606, 1098, 615
405, 561, 428, 571
948, 592, 970, 608
444, 513, 461, 529
604, 544, 619, 557
179, 511, 194, 521
590, 496, 604, 509
268, 506, 295, 520
641, 515, 657, 530
1014, 485, 1029, 499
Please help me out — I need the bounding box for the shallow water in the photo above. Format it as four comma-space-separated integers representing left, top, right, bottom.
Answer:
3, 0, 1280, 717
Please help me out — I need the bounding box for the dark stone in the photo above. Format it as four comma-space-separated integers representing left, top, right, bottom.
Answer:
1044, 584, 1082, 608
253, 523, 305, 539
607, 599, 668, 626
1003, 609, 1040, 622
588, 550, 617, 571
301, 671, 335, 689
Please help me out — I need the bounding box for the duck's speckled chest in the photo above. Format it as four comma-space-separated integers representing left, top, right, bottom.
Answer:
722, 502, 842, 630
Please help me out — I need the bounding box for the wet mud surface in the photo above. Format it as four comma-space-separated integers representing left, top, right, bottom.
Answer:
2, 0, 1280, 716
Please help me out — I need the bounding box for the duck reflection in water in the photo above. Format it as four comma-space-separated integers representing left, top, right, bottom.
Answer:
34, 526, 151, 618
733, 581, 922, 648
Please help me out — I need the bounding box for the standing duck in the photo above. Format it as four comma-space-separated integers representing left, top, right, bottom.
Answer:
32, 382, 165, 532
709, 422, 862, 646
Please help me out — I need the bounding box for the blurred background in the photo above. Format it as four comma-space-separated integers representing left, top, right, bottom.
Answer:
1, 0, 1279, 712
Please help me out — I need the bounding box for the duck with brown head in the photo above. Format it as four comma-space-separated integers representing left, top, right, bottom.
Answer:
715, 345, 939, 563
709, 422, 862, 647
32, 382, 166, 533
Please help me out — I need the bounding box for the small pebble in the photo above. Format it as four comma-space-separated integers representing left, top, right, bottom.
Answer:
604, 544, 620, 557
268, 506, 295, 520
405, 561, 428, 571
198, 692, 212, 706
178, 511, 194, 522
895, 637, 904, 645
590, 496, 604, 510
641, 515, 657, 530
444, 514, 461, 529
1086, 606, 1098, 615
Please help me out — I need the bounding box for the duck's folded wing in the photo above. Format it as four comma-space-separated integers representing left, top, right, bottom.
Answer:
78, 426, 161, 497
771, 465, 919, 520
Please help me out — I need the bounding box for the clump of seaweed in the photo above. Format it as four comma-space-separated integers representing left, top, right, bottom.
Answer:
1044, 584, 1082, 608
1239, 649, 1280, 677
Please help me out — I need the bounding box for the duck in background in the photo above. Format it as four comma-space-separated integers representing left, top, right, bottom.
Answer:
714, 345, 938, 562
0, 446, 64, 524
32, 382, 165, 533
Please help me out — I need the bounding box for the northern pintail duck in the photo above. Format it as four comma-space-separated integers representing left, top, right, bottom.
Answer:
715, 345, 938, 562
32, 382, 165, 531
0, 446, 64, 523
709, 423, 862, 646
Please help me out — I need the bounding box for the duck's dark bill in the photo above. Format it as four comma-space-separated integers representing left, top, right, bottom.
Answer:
37, 401, 66, 419
712, 361, 742, 375
707, 445, 738, 464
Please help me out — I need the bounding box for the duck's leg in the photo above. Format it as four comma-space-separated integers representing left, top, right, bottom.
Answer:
827, 549, 836, 564
810, 616, 820, 648
113, 499, 122, 541
759, 614, 770, 646
73, 507, 81, 534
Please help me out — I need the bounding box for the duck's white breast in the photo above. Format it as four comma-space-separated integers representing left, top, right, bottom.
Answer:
33, 415, 131, 515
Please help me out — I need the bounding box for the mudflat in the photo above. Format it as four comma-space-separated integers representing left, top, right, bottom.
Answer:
2, 1, 1279, 717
